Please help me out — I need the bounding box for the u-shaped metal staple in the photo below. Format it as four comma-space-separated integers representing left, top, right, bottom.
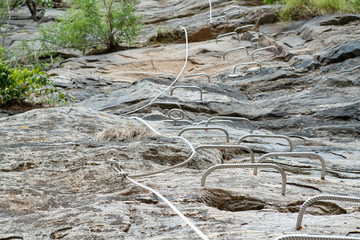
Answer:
251, 46, 278, 61
205, 116, 253, 133
195, 144, 255, 163
234, 24, 256, 32
201, 163, 287, 195
170, 85, 203, 101
178, 127, 230, 143
223, 47, 249, 60
296, 195, 360, 230
237, 134, 294, 152
274, 235, 360, 240
216, 32, 240, 44
233, 62, 262, 74
254, 152, 326, 180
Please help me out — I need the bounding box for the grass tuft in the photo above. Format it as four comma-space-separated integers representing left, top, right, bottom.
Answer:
94, 125, 154, 142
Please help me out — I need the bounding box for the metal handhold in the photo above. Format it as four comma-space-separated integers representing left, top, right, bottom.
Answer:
205, 120, 237, 129
255, 152, 326, 180
224, 9, 245, 18
178, 127, 230, 143
251, 46, 278, 61
195, 144, 255, 163
220, 6, 242, 15
216, 32, 240, 44
205, 116, 253, 133
184, 73, 211, 83
201, 163, 287, 195
223, 47, 249, 60
275, 235, 360, 240
296, 195, 360, 230
170, 85, 203, 101
237, 134, 294, 152
234, 25, 256, 32
233, 62, 262, 74
206, 15, 228, 25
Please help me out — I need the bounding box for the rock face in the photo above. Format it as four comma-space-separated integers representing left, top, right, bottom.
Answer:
1, 1, 360, 240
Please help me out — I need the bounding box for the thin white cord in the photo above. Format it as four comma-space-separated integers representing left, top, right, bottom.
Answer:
125, 176, 209, 240
124, 27, 189, 115
208, 0, 212, 22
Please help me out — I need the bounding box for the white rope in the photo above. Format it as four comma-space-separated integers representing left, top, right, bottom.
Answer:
125, 176, 210, 240
208, 0, 213, 23
124, 27, 189, 115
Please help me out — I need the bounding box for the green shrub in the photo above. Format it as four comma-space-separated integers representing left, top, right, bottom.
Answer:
0, 49, 65, 106
277, 0, 360, 20
40, 0, 143, 53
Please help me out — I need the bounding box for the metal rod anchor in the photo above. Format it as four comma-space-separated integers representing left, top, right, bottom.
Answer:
251, 46, 278, 61
234, 25, 256, 32
255, 152, 326, 180
201, 163, 287, 195
296, 195, 360, 230
238, 134, 294, 152
275, 235, 360, 240
195, 144, 255, 163
184, 73, 211, 83
170, 85, 203, 101
223, 47, 249, 60
178, 127, 230, 143
216, 32, 240, 44
233, 62, 262, 74
206, 116, 253, 133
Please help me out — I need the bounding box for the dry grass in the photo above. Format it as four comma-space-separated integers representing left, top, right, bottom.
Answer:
94, 125, 153, 142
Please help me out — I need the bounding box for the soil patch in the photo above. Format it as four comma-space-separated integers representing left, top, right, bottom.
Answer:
0, 100, 44, 112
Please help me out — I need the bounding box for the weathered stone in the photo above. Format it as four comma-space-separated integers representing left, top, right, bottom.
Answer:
316, 40, 360, 64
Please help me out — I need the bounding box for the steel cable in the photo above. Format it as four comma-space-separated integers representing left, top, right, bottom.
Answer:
106, 158, 209, 240
123, 27, 189, 115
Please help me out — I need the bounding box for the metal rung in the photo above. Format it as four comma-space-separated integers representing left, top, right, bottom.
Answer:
234, 25, 256, 32
238, 134, 294, 152
205, 116, 253, 133
233, 62, 262, 74
216, 32, 240, 44
151, 101, 182, 110
206, 15, 228, 25
223, 47, 249, 60
206, 120, 237, 129
275, 235, 360, 240
178, 127, 230, 143
201, 163, 287, 195
163, 120, 193, 125
224, 9, 245, 18
220, 6, 242, 15
170, 85, 203, 101
252, 46, 278, 61
255, 152, 326, 180
195, 144, 255, 163
184, 73, 211, 83
296, 195, 360, 230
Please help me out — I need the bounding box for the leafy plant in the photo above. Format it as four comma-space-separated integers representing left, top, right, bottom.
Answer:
264, 0, 281, 4
40, 0, 143, 53
148, 25, 184, 44
0, 47, 65, 106
267, 0, 360, 20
